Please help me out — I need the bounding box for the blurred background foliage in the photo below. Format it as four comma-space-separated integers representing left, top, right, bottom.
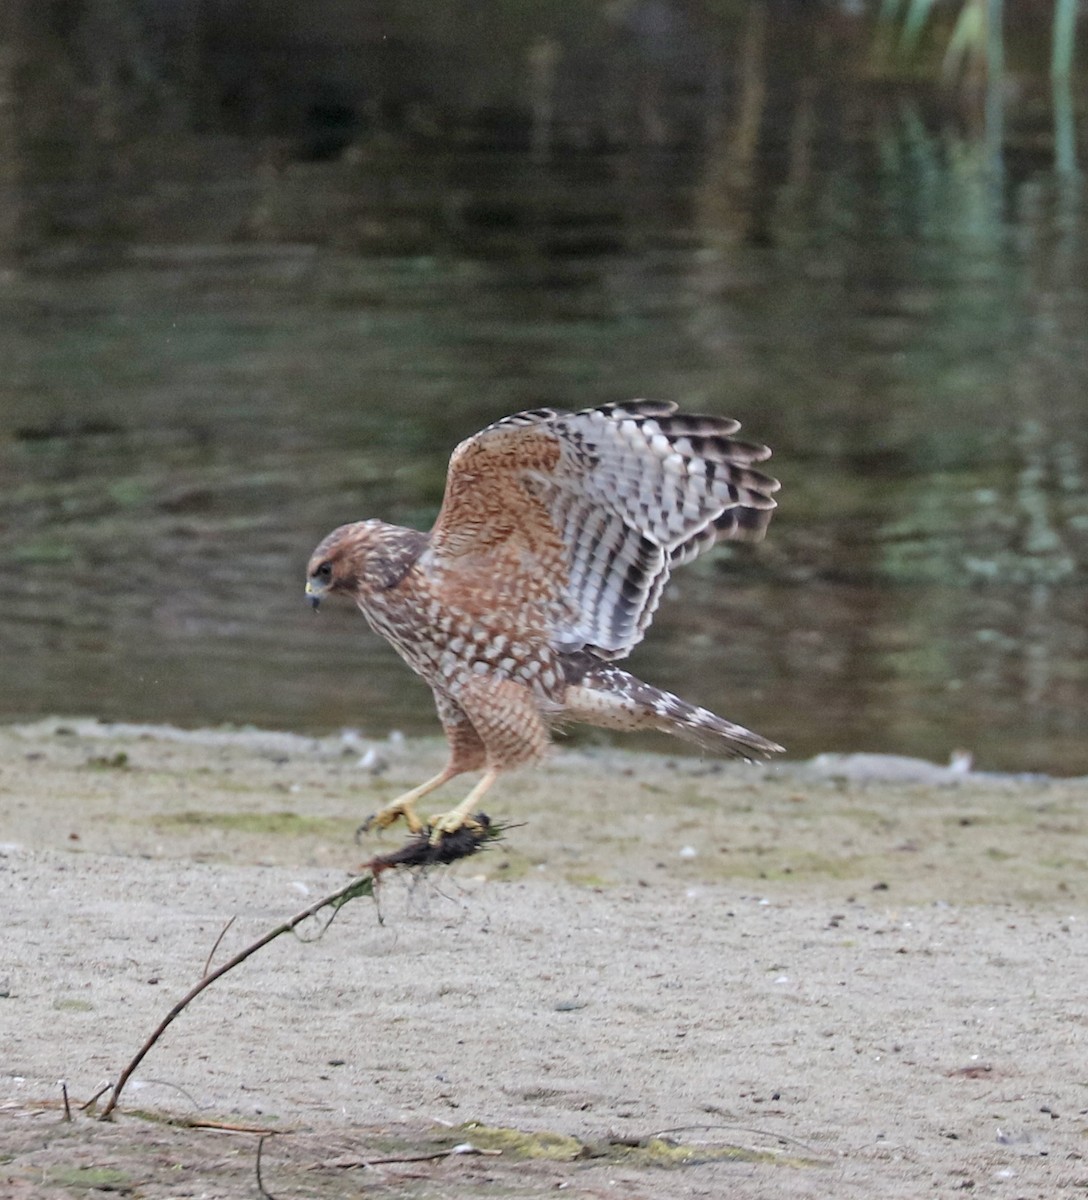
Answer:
0, 1, 1086, 772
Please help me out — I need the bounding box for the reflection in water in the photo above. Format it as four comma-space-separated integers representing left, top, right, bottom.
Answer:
1, 39, 1087, 773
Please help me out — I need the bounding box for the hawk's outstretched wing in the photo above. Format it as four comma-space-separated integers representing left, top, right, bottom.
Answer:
429, 401, 779, 661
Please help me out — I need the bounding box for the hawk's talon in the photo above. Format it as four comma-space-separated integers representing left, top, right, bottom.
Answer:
358, 802, 424, 840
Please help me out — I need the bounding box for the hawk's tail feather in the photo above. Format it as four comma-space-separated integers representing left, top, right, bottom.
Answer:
561, 660, 783, 762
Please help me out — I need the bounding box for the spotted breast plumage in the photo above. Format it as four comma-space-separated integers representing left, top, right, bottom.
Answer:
305, 401, 783, 838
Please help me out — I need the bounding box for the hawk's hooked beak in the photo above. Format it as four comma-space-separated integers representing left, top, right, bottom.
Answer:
305, 580, 323, 611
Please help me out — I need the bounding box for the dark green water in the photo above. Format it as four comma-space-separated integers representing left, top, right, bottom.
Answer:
2, 119, 1087, 772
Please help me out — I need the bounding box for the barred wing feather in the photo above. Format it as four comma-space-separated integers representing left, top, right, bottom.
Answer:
430, 401, 779, 661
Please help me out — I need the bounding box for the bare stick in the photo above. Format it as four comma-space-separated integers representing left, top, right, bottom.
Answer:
60, 1081, 71, 1122
202, 914, 237, 977
79, 1084, 110, 1113
648, 1123, 822, 1157
324, 1144, 502, 1169
99, 871, 375, 1119
99, 819, 498, 1120
184, 1119, 283, 1135
255, 1135, 278, 1200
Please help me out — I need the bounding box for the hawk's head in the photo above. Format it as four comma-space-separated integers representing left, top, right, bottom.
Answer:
306, 520, 426, 609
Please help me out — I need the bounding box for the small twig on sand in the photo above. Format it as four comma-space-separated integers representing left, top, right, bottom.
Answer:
255, 1135, 278, 1200
648, 1122, 822, 1157
323, 1143, 502, 1170
79, 1084, 110, 1113
202, 915, 237, 977
60, 1081, 71, 1122
98, 819, 497, 1120
184, 1118, 284, 1135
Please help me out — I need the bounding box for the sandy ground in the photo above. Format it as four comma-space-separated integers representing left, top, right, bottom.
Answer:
1, 718, 1086, 1199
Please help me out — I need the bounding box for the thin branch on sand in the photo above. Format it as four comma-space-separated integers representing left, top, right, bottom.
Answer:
79, 1084, 111, 1113
98, 819, 497, 1120
321, 1143, 502, 1169
202, 914, 237, 976
255, 1135, 278, 1200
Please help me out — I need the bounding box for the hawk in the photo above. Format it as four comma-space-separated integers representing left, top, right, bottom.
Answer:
306, 401, 782, 839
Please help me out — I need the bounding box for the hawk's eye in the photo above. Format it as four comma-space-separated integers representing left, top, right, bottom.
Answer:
316, 561, 333, 581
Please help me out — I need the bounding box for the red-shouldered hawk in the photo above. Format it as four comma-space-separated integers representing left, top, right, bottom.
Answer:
306, 401, 782, 839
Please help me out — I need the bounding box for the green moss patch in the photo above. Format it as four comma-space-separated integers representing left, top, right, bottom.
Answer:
460, 1123, 826, 1169
155, 810, 349, 838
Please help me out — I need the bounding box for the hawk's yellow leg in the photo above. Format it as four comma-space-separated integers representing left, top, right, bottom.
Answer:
362, 766, 463, 835
427, 767, 501, 843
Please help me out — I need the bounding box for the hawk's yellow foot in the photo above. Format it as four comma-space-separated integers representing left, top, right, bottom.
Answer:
426, 767, 500, 844
358, 766, 469, 839
360, 798, 424, 836
426, 808, 483, 845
